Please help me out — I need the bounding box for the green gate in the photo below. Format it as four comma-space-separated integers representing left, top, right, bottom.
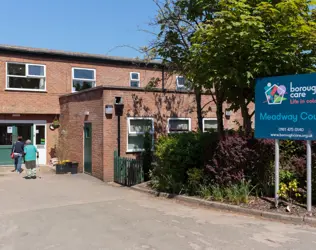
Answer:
114, 151, 144, 186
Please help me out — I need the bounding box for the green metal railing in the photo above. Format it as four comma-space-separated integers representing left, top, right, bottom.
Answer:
114, 151, 144, 186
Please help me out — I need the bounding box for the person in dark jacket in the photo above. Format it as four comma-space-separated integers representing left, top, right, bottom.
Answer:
11, 136, 24, 173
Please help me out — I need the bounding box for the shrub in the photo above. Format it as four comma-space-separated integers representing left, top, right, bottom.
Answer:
187, 168, 203, 195
198, 185, 212, 200
246, 139, 275, 196
206, 136, 253, 186
150, 132, 218, 193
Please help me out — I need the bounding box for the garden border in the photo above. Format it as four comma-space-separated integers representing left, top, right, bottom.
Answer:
130, 184, 316, 227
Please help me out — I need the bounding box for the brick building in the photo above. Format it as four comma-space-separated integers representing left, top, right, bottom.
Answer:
0, 45, 248, 181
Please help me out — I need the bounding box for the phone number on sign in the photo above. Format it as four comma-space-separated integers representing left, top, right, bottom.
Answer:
278, 127, 305, 132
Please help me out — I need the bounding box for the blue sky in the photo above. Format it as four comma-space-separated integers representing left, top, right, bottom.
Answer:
0, 0, 158, 58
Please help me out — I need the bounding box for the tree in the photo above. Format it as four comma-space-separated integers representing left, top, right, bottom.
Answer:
191, 0, 316, 135
146, 0, 225, 133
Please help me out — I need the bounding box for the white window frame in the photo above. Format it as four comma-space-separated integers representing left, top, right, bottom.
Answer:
203, 118, 217, 132
176, 76, 185, 90
72, 67, 96, 92
167, 118, 191, 133
130, 72, 140, 87
6, 62, 46, 92
127, 117, 154, 152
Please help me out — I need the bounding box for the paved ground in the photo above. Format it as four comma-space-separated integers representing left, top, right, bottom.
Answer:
1, 168, 316, 250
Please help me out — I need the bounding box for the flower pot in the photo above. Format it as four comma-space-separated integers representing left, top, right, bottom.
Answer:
70, 162, 78, 174
56, 164, 67, 174
65, 162, 72, 173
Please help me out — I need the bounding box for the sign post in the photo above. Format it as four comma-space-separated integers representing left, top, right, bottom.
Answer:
255, 73, 316, 212
275, 139, 280, 208
307, 140, 312, 213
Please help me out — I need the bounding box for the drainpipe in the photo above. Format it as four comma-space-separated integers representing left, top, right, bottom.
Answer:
162, 65, 165, 91
117, 116, 121, 157
114, 98, 124, 157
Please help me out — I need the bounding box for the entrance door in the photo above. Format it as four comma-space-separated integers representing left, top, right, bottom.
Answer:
34, 124, 46, 165
84, 123, 92, 174
0, 125, 16, 165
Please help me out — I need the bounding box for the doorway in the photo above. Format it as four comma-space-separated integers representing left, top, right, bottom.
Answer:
84, 123, 92, 174
0, 120, 47, 166
34, 124, 46, 165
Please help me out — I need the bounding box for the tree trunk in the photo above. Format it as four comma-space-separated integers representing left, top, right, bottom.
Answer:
216, 100, 224, 138
240, 102, 252, 137
195, 88, 203, 131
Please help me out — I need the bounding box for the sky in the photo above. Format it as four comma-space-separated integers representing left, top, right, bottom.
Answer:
0, 0, 158, 58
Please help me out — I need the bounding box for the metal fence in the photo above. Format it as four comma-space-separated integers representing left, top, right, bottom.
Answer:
114, 151, 144, 186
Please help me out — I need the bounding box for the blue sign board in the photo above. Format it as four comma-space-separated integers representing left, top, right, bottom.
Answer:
255, 73, 316, 140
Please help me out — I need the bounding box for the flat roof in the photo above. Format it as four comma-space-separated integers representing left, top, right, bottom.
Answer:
0, 44, 162, 68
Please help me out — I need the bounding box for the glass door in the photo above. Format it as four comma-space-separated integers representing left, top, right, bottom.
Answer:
34, 124, 46, 165
0, 125, 17, 165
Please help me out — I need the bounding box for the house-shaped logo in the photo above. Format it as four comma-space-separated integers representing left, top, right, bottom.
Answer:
264, 83, 287, 105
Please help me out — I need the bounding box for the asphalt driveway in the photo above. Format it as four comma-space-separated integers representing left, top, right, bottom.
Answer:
0, 169, 316, 250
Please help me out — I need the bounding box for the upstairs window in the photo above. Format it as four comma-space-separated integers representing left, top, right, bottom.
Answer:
127, 118, 154, 152
176, 76, 190, 90
203, 118, 218, 132
130, 72, 140, 87
167, 118, 191, 133
72, 68, 96, 92
6, 63, 46, 91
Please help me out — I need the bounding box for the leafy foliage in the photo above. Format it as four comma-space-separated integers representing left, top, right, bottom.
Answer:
190, 0, 316, 134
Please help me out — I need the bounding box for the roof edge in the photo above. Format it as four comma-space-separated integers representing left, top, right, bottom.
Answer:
0, 44, 162, 68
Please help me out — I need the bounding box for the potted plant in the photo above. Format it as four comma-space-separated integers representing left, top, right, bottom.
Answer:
54, 137, 70, 174
52, 117, 60, 129
56, 162, 67, 174
70, 162, 79, 174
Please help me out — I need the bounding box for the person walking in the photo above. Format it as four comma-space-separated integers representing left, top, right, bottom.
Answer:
11, 136, 24, 173
24, 139, 39, 179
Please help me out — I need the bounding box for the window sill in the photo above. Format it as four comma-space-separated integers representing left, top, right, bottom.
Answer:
5, 88, 47, 93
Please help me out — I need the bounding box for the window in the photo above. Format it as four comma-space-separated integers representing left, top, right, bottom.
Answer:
203, 118, 217, 132
176, 76, 191, 90
0, 125, 12, 145
72, 68, 96, 92
130, 72, 140, 87
6, 62, 46, 91
127, 118, 154, 152
167, 118, 191, 133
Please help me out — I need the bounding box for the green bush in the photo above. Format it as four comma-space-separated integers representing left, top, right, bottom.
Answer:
187, 168, 204, 195
150, 132, 218, 193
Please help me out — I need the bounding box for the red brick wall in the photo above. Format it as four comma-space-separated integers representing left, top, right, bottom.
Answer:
0, 53, 169, 114
60, 87, 253, 182
101, 89, 250, 181
59, 89, 104, 180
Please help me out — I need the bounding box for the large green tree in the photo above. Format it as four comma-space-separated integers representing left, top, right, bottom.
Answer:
146, 0, 226, 133
191, 0, 316, 135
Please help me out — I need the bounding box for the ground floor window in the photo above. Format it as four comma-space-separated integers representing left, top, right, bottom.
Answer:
0, 125, 13, 145
127, 117, 154, 152
167, 118, 191, 133
203, 118, 218, 132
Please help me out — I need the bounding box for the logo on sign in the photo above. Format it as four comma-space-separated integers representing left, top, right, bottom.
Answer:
264, 83, 287, 105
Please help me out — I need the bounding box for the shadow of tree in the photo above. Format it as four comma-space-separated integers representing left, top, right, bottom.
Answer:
126, 91, 212, 134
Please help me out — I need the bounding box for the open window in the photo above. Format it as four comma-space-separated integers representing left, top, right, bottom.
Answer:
6, 62, 46, 91
130, 72, 140, 87
203, 118, 218, 132
167, 118, 191, 133
72, 68, 96, 92
127, 118, 154, 152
